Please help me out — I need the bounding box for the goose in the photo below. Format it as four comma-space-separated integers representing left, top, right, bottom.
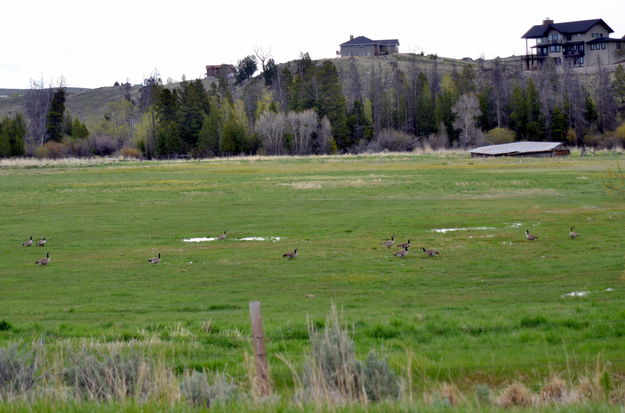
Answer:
569, 226, 578, 239
422, 247, 439, 257
148, 253, 161, 264
398, 239, 412, 249
394, 246, 409, 258
525, 230, 538, 241
217, 230, 227, 240
36, 252, 50, 265
38, 237, 46, 247
283, 249, 298, 259
382, 235, 395, 248
22, 236, 33, 247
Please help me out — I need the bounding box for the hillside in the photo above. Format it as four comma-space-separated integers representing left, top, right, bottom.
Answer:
0, 54, 490, 124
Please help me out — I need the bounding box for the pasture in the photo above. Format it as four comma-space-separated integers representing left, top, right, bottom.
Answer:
1, 153, 624, 410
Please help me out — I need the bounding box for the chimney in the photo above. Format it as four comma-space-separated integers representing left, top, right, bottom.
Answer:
350, 35, 354, 40
543, 17, 554, 25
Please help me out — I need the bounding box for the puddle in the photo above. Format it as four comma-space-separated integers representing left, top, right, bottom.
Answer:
508, 223, 523, 228
237, 237, 282, 242
183, 236, 282, 243
431, 227, 495, 233
605, 288, 615, 292
183, 237, 219, 242
561, 291, 590, 298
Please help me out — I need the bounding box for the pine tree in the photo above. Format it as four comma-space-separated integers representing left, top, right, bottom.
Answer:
0, 119, 9, 157
197, 109, 221, 156
509, 84, 528, 139
220, 115, 246, 155
316, 61, 349, 149
45, 88, 66, 142
347, 99, 373, 143
178, 79, 210, 148
415, 74, 436, 136
613, 64, 625, 104
550, 106, 569, 140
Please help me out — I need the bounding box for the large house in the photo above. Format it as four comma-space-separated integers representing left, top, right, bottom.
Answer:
522, 18, 625, 69
339, 36, 399, 57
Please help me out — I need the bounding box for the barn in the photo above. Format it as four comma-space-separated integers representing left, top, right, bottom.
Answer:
470, 141, 570, 158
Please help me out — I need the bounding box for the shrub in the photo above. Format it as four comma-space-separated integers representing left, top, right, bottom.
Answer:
540, 376, 567, 403
496, 383, 532, 407
485, 127, 515, 145
368, 129, 417, 152
64, 137, 92, 157
119, 147, 142, 159
615, 123, 625, 144
35, 141, 67, 159
88, 135, 117, 156
180, 371, 236, 408
302, 304, 365, 404
362, 351, 399, 402
63, 349, 174, 402
0, 344, 38, 395
0, 320, 11, 331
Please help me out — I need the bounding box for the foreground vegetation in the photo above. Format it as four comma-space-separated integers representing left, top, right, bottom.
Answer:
1, 152, 624, 411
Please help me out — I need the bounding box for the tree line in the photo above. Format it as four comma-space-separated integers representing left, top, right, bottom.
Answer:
5, 55, 625, 159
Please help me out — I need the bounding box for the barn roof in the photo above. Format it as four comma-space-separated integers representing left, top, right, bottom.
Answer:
470, 141, 564, 156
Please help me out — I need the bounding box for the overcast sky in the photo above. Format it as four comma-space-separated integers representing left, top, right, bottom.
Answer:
2, 0, 624, 89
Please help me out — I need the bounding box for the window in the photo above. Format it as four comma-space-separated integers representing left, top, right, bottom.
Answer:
601, 42, 606, 50
578, 57, 584, 65
566, 35, 572, 41
550, 34, 560, 42
590, 44, 595, 50
579, 44, 584, 51
549, 45, 561, 53
618, 42, 622, 49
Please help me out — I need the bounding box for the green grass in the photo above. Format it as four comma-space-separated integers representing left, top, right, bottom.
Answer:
1, 153, 624, 395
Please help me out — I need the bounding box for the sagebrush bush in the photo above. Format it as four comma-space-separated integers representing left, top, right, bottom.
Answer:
180, 370, 236, 408
63, 349, 174, 402
0, 344, 38, 396
362, 351, 399, 402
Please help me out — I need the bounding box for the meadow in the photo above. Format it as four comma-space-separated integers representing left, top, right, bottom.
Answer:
1, 152, 624, 411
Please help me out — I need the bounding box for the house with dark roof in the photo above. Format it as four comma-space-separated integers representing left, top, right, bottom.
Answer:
522, 18, 625, 69
339, 36, 399, 57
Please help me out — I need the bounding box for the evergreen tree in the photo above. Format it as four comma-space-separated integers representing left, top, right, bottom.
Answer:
613, 64, 625, 104
550, 106, 569, 140
72, 118, 89, 139
220, 115, 246, 155
525, 78, 544, 140
0, 120, 9, 157
45, 88, 66, 142
583, 94, 598, 132
262, 58, 277, 86
10, 113, 26, 156
316, 61, 349, 149
197, 109, 221, 156
509, 84, 528, 139
235, 55, 258, 84
156, 121, 183, 157
477, 87, 496, 131
415, 74, 436, 136
178, 78, 210, 148
347, 99, 373, 143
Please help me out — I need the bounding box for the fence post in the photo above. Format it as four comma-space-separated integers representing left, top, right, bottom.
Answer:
249, 301, 272, 396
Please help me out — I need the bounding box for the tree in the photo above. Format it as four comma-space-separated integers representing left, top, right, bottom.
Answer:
613, 64, 625, 104
485, 127, 515, 144
347, 99, 373, 143
196, 100, 221, 157
316, 61, 349, 150
415, 73, 436, 136
220, 115, 246, 155
262, 58, 278, 86
235, 55, 258, 84
550, 106, 568, 140
452, 93, 482, 147
255, 110, 286, 155
45, 88, 66, 142
509, 84, 527, 139
287, 109, 319, 155
177, 78, 210, 148
25, 78, 55, 146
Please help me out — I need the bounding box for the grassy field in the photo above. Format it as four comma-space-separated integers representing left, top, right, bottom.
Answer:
1, 152, 624, 410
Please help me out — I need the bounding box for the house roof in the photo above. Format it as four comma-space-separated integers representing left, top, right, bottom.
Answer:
340, 36, 400, 46
522, 19, 613, 39
470, 141, 564, 156
586, 37, 624, 43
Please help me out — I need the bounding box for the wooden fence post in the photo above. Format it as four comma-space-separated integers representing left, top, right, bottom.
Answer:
249, 301, 272, 396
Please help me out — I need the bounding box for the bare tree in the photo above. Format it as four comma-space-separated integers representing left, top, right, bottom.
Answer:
287, 109, 318, 155
316, 116, 333, 154
254, 46, 272, 73
255, 111, 286, 155
452, 93, 483, 147
24, 77, 55, 147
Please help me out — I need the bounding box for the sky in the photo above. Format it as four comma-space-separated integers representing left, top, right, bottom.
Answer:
2, 0, 624, 89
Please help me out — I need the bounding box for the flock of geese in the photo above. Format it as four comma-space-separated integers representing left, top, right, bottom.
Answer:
23, 226, 580, 266
21, 236, 50, 265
